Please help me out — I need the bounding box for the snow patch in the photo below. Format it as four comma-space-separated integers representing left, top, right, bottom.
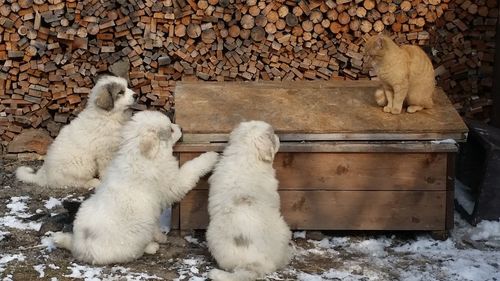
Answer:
48, 264, 60, 270
6, 196, 30, 214
65, 263, 161, 280
174, 256, 209, 281
297, 272, 323, 281
33, 264, 46, 278
349, 238, 390, 257
442, 257, 500, 281
293, 231, 306, 239
393, 237, 455, 253
0, 254, 25, 273
44, 197, 62, 209
184, 235, 201, 245
65, 263, 103, 280
0, 230, 9, 241
469, 220, 500, 241
0, 196, 41, 231
109, 266, 161, 280
431, 139, 457, 144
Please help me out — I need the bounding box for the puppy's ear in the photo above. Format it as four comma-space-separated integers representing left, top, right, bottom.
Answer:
158, 128, 172, 142
254, 132, 276, 163
139, 130, 160, 159
94, 85, 114, 111
375, 34, 385, 49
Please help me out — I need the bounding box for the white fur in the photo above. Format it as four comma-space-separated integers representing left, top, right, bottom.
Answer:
206, 121, 292, 281
52, 111, 219, 264
16, 76, 135, 189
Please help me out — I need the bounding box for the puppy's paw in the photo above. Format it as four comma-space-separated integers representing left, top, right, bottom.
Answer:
144, 242, 160, 254
84, 178, 101, 190
383, 106, 391, 113
154, 231, 168, 244
208, 269, 231, 281
52, 232, 72, 250
197, 151, 219, 173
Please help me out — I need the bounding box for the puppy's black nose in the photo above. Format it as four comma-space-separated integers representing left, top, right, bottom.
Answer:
133, 93, 139, 99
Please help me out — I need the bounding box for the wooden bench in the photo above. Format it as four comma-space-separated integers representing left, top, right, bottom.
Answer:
171, 81, 468, 236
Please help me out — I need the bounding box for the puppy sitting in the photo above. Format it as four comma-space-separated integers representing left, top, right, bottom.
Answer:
206, 121, 292, 281
52, 111, 219, 264
16, 75, 136, 189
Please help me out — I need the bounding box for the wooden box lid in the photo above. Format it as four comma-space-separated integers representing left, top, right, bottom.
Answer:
174, 81, 468, 143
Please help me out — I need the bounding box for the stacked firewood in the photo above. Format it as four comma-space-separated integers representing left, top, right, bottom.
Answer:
0, 0, 498, 149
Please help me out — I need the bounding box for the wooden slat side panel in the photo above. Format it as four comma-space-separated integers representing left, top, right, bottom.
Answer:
179, 190, 446, 230
180, 190, 209, 230
171, 203, 180, 230
446, 153, 456, 230
275, 152, 447, 191
281, 191, 446, 230
180, 152, 448, 191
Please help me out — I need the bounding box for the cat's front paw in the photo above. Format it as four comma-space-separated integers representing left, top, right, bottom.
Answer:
383, 106, 392, 113
391, 107, 402, 115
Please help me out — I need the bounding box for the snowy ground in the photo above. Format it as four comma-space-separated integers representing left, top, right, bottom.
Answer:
1, 159, 500, 281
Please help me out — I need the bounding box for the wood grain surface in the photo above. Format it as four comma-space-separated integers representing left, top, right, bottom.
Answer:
175, 81, 468, 141
179, 152, 448, 191
179, 190, 446, 230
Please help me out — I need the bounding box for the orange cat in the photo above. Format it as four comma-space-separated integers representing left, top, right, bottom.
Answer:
365, 34, 435, 114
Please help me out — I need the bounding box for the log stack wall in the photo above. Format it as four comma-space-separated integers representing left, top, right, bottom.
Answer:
0, 0, 497, 151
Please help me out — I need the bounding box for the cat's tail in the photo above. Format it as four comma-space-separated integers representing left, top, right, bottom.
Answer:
208, 266, 260, 281
16, 166, 47, 187
374, 88, 387, 106
52, 231, 73, 251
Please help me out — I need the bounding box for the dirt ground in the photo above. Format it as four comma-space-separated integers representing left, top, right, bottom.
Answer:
1, 158, 499, 281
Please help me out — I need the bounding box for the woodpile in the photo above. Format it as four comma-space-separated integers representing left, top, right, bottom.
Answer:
0, 0, 498, 152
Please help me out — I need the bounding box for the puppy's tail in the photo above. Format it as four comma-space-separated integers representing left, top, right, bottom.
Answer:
16, 166, 46, 186
208, 267, 260, 281
52, 232, 73, 251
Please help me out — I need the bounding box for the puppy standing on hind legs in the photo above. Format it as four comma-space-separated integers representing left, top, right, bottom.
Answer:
52, 111, 219, 264
207, 121, 292, 281
16, 75, 136, 189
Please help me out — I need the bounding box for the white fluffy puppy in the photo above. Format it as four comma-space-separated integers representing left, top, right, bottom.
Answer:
207, 121, 292, 281
16, 75, 135, 189
52, 111, 218, 264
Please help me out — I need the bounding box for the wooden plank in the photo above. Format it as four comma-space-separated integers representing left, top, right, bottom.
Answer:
171, 203, 180, 230
175, 81, 468, 141
179, 190, 446, 230
174, 141, 459, 153
180, 132, 466, 143
446, 153, 456, 230
180, 152, 448, 191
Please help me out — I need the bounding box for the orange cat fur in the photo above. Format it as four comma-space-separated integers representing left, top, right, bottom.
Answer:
365, 34, 435, 114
